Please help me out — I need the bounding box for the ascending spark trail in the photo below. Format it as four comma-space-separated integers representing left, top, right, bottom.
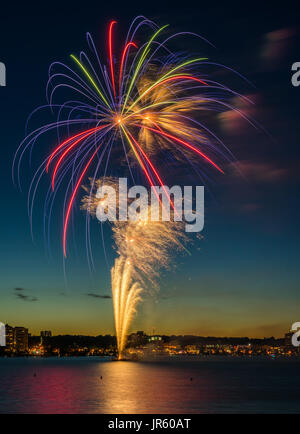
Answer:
111, 257, 143, 359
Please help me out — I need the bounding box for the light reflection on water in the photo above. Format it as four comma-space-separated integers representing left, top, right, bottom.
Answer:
0, 357, 299, 413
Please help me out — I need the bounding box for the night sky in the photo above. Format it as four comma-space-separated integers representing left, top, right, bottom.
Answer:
0, 1, 299, 337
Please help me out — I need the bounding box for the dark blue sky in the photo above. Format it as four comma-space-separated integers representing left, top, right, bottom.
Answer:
0, 1, 299, 336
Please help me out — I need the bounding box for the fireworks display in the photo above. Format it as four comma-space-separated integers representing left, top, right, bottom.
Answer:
13, 16, 250, 358
13, 15, 246, 258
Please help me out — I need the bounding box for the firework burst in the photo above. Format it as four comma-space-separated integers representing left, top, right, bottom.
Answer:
13, 16, 253, 258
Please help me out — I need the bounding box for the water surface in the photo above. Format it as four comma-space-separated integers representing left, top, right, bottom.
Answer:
0, 356, 299, 413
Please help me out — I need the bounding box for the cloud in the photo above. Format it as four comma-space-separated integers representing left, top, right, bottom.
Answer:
261, 28, 295, 66
230, 160, 289, 183
85, 293, 112, 299
218, 94, 259, 135
15, 293, 38, 302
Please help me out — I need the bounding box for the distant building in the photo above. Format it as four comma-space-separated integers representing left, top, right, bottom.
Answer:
4, 325, 28, 353
40, 330, 52, 349
284, 332, 294, 349
14, 327, 29, 352
128, 331, 147, 347
41, 330, 52, 338
136, 331, 145, 337
5, 325, 14, 351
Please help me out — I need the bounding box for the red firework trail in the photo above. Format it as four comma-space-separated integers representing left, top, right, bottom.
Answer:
108, 20, 117, 100
119, 41, 138, 95
63, 146, 101, 257
46, 126, 103, 172
51, 125, 109, 190
124, 129, 178, 215
135, 124, 225, 174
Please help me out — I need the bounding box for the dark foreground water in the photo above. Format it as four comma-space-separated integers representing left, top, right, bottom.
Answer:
0, 356, 299, 413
